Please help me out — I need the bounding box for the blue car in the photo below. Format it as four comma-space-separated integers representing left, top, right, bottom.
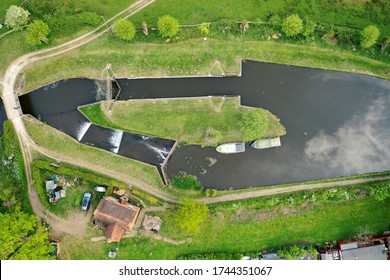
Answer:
81, 192, 92, 211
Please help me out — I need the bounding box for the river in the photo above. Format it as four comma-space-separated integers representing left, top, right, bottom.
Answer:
19, 61, 390, 189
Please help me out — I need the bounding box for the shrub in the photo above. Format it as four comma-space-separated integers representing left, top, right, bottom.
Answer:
114, 19, 136, 41
368, 182, 390, 201
360, 25, 380, 48
204, 188, 217, 197
240, 109, 269, 139
26, 20, 50, 46
281, 14, 303, 36
157, 15, 179, 38
198, 22, 211, 36
170, 174, 203, 190
302, 21, 316, 38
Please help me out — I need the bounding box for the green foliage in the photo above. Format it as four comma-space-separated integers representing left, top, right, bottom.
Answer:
277, 245, 317, 260
368, 182, 390, 201
282, 14, 303, 36
26, 20, 50, 46
10, 227, 54, 260
114, 19, 136, 41
0, 208, 36, 259
198, 22, 211, 36
174, 198, 209, 234
0, 121, 30, 213
28, 0, 73, 17
5, 5, 30, 30
170, 174, 203, 190
204, 188, 217, 197
381, 37, 390, 52
303, 21, 316, 38
157, 15, 179, 38
240, 109, 269, 139
178, 252, 243, 260
361, 25, 380, 48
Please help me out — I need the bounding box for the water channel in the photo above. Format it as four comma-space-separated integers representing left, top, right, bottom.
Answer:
0, 99, 7, 135
19, 61, 390, 190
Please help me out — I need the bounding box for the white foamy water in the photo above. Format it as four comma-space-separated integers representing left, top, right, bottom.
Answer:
145, 143, 169, 159
109, 130, 123, 153
76, 122, 92, 141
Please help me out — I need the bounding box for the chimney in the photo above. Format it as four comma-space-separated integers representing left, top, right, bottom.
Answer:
120, 196, 129, 205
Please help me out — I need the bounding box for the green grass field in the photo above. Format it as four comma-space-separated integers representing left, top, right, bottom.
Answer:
60, 196, 390, 259
80, 97, 285, 146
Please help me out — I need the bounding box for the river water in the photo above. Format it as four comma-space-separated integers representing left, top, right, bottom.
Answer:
0, 99, 7, 135
19, 61, 390, 189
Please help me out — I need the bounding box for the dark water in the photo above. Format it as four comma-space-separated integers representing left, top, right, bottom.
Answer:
19, 79, 176, 173
0, 99, 7, 134
117, 61, 390, 189
20, 61, 390, 189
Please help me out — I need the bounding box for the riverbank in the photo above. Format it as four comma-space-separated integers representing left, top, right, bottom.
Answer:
21, 37, 390, 93
80, 96, 286, 146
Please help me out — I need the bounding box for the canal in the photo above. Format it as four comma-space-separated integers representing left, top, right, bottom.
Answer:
19, 61, 390, 189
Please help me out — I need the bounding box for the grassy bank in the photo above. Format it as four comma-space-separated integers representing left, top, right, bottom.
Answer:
0, 121, 31, 213
0, 0, 136, 79
23, 117, 164, 190
80, 97, 286, 146
60, 195, 390, 259
22, 36, 389, 93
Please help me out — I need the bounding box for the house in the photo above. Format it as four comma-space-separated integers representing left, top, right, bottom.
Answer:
93, 196, 140, 243
319, 232, 390, 260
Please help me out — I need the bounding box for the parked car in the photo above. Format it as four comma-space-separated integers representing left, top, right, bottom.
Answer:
81, 192, 92, 211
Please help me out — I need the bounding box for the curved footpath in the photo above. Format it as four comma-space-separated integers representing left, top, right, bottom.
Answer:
1, 0, 389, 237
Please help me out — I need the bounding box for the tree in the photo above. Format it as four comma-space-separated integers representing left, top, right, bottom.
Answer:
10, 227, 54, 260
26, 20, 50, 46
281, 14, 303, 36
360, 25, 380, 48
174, 198, 208, 234
157, 15, 179, 38
0, 209, 36, 259
240, 110, 269, 139
114, 20, 136, 41
4, 5, 30, 30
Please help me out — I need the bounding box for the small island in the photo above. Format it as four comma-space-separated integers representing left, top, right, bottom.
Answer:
79, 96, 286, 146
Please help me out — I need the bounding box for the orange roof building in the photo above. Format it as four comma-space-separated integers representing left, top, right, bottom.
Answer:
93, 196, 140, 242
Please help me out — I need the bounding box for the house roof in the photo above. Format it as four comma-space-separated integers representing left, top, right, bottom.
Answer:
341, 244, 387, 260
93, 196, 140, 231
105, 223, 125, 243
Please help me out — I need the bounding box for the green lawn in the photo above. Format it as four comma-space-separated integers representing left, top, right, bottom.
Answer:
79, 97, 285, 146
61, 197, 390, 259
23, 117, 165, 190
130, 0, 390, 36
22, 36, 390, 93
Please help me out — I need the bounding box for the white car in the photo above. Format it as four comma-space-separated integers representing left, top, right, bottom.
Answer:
81, 192, 92, 211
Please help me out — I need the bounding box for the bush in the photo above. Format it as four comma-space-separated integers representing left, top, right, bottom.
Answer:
368, 182, 390, 201
281, 14, 303, 36
26, 20, 50, 46
157, 15, 179, 38
204, 188, 217, 197
170, 174, 203, 190
302, 21, 316, 38
198, 22, 211, 36
114, 19, 136, 41
360, 25, 380, 48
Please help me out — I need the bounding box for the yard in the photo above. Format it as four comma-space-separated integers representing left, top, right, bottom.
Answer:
59, 195, 390, 259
